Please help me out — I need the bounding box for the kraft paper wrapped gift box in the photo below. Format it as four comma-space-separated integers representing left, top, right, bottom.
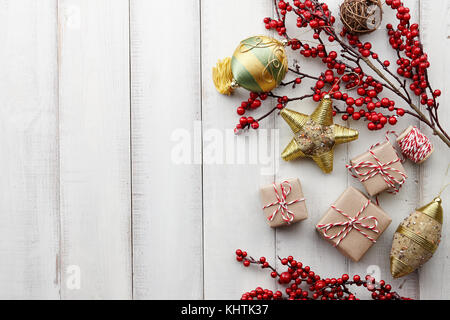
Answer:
260, 178, 308, 228
316, 186, 392, 262
349, 140, 407, 196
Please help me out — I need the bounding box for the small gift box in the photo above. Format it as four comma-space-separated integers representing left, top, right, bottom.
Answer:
260, 178, 307, 228
316, 186, 392, 262
348, 140, 407, 196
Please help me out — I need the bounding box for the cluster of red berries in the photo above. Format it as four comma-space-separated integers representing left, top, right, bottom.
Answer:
236, 249, 411, 300
265, 0, 335, 37
385, 0, 441, 108
232, 0, 444, 136
234, 92, 293, 133
257, 0, 406, 132
234, 92, 267, 133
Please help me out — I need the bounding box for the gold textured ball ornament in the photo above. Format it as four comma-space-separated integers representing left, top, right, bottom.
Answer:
280, 95, 359, 173
390, 196, 443, 278
213, 35, 288, 95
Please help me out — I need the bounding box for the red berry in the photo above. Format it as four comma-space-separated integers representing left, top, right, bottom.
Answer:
250, 92, 258, 99
396, 108, 405, 116
251, 121, 259, 129
237, 107, 245, 115
368, 122, 376, 131
381, 98, 390, 107
333, 91, 343, 99
368, 90, 377, 98
388, 116, 397, 125
279, 272, 292, 284
316, 80, 325, 89
243, 260, 250, 267
352, 112, 361, 120
315, 280, 326, 290
361, 49, 371, 57
251, 100, 261, 109
357, 87, 366, 96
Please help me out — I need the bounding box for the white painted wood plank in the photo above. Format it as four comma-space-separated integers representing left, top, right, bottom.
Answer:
274, 0, 349, 289
419, 0, 450, 300
342, 0, 420, 299
201, 0, 277, 299
130, 0, 203, 299
58, 0, 131, 299
0, 0, 60, 300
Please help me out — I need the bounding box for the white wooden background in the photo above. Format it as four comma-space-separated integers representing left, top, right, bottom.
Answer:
0, 0, 448, 300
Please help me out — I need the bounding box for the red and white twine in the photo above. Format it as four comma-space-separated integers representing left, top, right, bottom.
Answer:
317, 200, 379, 247
346, 140, 407, 194
397, 126, 433, 163
263, 181, 305, 223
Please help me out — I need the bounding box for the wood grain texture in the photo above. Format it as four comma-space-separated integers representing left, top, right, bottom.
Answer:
0, 0, 60, 299
274, 0, 349, 290
0, 0, 448, 300
58, 0, 131, 299
419, 0, 450, 300
201, 0, 278, 299
130, 0, 203, 299
344, 0, 420, 299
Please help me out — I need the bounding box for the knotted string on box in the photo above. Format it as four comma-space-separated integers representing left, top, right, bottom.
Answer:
346, 132, 407, 194
262, 181, 305, 223
317, 199, 379, 247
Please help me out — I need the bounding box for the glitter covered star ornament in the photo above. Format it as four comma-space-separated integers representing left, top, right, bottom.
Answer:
280, 95, 359, 173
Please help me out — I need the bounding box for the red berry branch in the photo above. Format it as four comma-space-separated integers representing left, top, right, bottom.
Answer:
234, 0, 450, 148
235, 249, 412, 300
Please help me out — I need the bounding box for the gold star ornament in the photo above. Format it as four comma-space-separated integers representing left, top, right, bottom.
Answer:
280, 95, 359, 174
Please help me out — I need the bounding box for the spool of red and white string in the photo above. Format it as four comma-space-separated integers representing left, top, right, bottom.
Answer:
395, 126, 434, 164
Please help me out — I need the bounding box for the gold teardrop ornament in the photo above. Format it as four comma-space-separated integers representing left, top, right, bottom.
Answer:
280, 95, 359, 174
390, 197, 443, 278
212, 35, 288, 95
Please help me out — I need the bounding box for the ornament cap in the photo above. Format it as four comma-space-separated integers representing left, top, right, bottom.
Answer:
417, 197, 443, 224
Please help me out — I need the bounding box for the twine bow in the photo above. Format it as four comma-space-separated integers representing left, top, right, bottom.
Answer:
317, 200, 379, 247
346, 140, 407, 194
263, 181, 305, 223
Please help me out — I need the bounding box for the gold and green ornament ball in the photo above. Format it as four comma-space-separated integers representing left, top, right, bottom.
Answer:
213, 35, 288, 95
